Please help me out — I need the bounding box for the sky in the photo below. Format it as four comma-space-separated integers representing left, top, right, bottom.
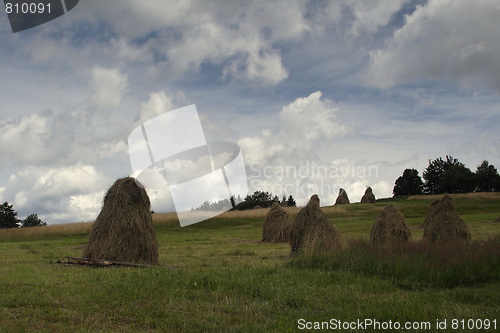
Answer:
1, 0, 499, 224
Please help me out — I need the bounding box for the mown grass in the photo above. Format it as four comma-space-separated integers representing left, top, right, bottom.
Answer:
0, 193, 499, 332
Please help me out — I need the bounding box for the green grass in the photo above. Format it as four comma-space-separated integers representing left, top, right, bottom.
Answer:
0, 193, 499, 332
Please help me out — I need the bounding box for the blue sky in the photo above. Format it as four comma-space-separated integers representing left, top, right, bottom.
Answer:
1, 0, 499, 224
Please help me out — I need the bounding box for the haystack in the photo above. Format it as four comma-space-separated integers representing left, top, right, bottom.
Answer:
262, 202, 292, 243
290, 194, 341, 256
334, 188, 350, 205
360, 187, 376, 203
422, 195, 471, 243
370, 204, 411, 245
83, 177, 159, 265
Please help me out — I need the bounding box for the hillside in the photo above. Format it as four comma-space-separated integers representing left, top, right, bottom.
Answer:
0, 193, 499, 332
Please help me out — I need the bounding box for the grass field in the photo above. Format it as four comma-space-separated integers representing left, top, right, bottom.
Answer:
0, 193, 499, 332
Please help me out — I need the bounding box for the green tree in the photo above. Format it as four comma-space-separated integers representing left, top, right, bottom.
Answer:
393, 168, 424, 196
474, 160, 500, 192
234, 191, 276, 210
439, 163, 475, 193
286, 195, 297, 207
423, 156, 474, 194
0, 202, 20, 229
22, 214, 47, 227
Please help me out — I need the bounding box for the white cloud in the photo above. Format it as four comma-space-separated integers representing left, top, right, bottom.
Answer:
347, 0, 409, 35
137, 91, 175, 124
239, 92, 358, 205
0, 108, 127, 166
90, 66, 128, 110
3, 165, 108, 223
365, 0, 500, 92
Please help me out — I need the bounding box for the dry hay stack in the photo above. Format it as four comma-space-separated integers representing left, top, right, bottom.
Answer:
290, 194, 341, 256
262, 202, 292, 243
421, 198, 440, 229
334, 188, 350, 205
83, 177, 159, 265
360, 187, 376, 203
370, 204, 411, 245
422, 195, 471, 243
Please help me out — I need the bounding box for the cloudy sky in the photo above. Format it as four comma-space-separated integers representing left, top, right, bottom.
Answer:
1, 0, 499, 224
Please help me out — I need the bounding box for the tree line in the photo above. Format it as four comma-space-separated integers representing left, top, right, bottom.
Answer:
393, 156, 500, 196
0, 202, 46, 229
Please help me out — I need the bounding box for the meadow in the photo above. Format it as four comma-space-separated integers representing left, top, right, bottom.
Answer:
0, 193, 499, 332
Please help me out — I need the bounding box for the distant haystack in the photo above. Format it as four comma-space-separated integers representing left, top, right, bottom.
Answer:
422, 195, 471, 243
334, 188, 350, 205
290, 194, 341, 256
262, 202, 292, 243
360, 187, 376, 203
83, 177, 159, 265
370, 204, 411, 245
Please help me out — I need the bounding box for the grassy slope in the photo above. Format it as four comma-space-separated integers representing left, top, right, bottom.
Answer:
0, 193, 499, 332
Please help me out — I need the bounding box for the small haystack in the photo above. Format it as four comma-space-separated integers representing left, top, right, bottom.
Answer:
83, 177, 159, 265
334, 188, 350, 205
422, 195, 471, 243
262, 202, 292, 243
360, 187, 376, 203
290, 194, 341, 256
370, 204, 411, 245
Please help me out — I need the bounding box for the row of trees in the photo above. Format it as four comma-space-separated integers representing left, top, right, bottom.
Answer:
393, 156, 500, 196
0, 202, 46, 229
192, 192, 297, 211
233, 191, 297, 210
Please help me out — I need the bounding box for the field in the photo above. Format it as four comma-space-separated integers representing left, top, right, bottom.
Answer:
0, 193, 499, 332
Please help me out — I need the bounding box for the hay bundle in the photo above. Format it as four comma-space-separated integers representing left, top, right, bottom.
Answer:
421, 198, 440, 229
290, 194, 341, 256
370, 204, 411, 245
334, 188, 350, 205
360, 187, 376, 203
83, 177, 159, 265
262, 202, 292, 243
422, 195, 471, 243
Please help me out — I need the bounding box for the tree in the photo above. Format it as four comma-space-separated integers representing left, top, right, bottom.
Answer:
393, 168, 423, 196
286, 195, 297, 207
439, 163, 475, 193
234, 191, 276, 210
474, 160, 500, 192
0, 202, 20, 229
422, 156, 474, 194
22, 214, 47, 227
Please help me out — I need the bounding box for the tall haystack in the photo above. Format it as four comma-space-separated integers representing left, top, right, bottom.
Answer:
262, 202, 292, 243
83, 177, 159, 265
421, 198, 440, 229
334, 188, 350, 205
422, 195, 471, 243
290, 194, 341, 256
370, 204, 411, 245
360, 187, 376, 203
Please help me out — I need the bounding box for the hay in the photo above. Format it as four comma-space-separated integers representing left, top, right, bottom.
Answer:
360, 187, 376, 203
422, 195, 471, 243
289, 194, 341, 256
83, 177, 159, 265
334, 188, 350, 205
262, 202, 292, 243
370, 204, 411, 245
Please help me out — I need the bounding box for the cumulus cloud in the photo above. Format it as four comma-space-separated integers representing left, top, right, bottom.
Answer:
347, 0, 409, 35
0, 108, 127, 166
238, 91, 363, 205
365, 0, 500, 92
1, 165, 108, 223
90, 66, 128, 110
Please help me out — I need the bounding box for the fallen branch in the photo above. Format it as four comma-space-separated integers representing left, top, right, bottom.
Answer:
55, 256, 154, 268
